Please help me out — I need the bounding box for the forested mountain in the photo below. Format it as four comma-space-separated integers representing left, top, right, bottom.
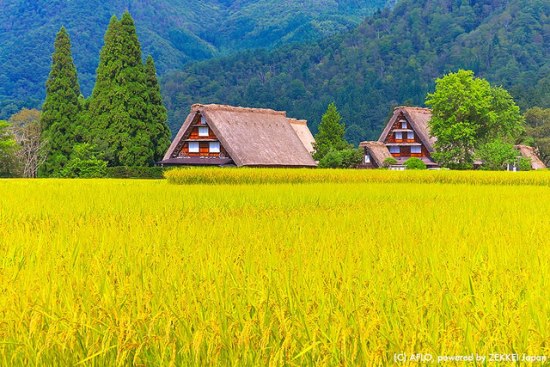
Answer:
162, 0, 550, 143
0, 0, 389, 118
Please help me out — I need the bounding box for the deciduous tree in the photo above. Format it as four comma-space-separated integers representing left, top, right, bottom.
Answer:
426, 70, 524, 169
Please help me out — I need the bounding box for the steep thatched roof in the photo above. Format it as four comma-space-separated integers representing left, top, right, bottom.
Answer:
288, 118, 315, 153
359, 141, 393, 167
379, 107, 435, 151
163, 104, 316, 167
515, 145, 547, 170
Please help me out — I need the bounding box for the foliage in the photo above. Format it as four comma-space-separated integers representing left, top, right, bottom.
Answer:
426, 70, 524, 169
518, 157, 532, 171
144, 56, 172, 162
383, 157, 398, 167
404, 157, 427, 170
59, 143, 107, 178
475, 139, 518, 171
318, 150, 343, 168
524, 107, 550, 166
105, 166, 166, 179
0, 120, 18, 177
40, 27, 81, 176
161, 0, 549, 138
313, 103, 350, 160
88, 13, 155, 167
9, 109, 47, 178
0, 0, 388, 116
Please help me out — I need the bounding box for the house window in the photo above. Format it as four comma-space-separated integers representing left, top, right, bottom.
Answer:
364, 153, 371, 164
209, 141, 220, 153
401, 120, 407, 129
395, 132, 403, 140
407, 132, 414, 140
389, 146, 400, 154
411, 146, 422, 154
200, 116, 207, 125
188, 142, 199, 153
198, 126, 209, 137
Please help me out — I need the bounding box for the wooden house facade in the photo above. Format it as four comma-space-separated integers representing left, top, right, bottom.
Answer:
160, 104, 317, 167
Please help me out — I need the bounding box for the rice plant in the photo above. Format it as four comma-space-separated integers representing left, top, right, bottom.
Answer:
0, 176, 549, 365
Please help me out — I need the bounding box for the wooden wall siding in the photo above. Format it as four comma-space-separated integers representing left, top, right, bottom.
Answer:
179, 142, 228, 158
188, 126, 217, 140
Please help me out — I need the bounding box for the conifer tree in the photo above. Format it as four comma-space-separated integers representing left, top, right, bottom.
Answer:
145, 56, 171, 161
89, 12, 154, 166
41, 27, 81, 176
313, 103, 350, 160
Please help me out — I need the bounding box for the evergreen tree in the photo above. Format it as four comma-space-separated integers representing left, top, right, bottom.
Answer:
89, 13, 154, 167
145, 56, 171, 161
41, 27, 81, 176
313, 103, 349, 160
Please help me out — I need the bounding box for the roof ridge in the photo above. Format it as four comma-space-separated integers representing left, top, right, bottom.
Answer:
192, 103, 287, 116
394, 106, 432, 113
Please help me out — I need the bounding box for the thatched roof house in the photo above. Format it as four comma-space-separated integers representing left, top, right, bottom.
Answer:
359, 141, 394, 168
160, 104, 317, 167
515, 145, 547, 170
360, 106, 438, 168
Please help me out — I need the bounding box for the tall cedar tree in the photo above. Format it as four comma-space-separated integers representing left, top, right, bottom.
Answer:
89, 13, 154, 166
313, 103, 349, 160
145, 56, 171, 161
41, 27, 81, 176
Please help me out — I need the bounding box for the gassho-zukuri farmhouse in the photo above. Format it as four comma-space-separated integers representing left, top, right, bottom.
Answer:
160, 104, 546, 170
159, 104, 317, 167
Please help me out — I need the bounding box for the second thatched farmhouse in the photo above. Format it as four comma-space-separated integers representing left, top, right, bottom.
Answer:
160, 104, 316, 167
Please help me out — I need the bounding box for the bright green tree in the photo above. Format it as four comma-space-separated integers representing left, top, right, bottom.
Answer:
0, 120, 18, 176
41, 27, 81, 176
426, 70, 524, 169
313, 103, 350, 161
89, 12, 154, 167
475, 139, 518, 170
145, 55, 171, 161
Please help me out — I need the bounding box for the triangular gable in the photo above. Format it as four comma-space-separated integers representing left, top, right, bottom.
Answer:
378, 107, 435, 152
163, 108, 231, 162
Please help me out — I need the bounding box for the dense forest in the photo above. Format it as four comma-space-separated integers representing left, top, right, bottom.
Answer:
0, 0, 389, 118
162, 0, 549, 144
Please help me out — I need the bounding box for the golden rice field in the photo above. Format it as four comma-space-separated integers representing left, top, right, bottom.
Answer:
1, 169, 550, 366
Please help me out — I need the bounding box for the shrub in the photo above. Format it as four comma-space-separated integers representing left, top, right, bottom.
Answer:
318, 148, 362, 169
383, 157, 398, 168
404, 157, 427, 170
318, 150, 343, 168
518, 157, 532, 171
59, 144, 107, 178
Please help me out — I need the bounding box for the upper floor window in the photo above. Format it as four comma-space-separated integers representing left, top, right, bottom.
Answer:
395, 131, 403, 140
389, 146, 400, 154
411, 146, 422, 154
209, 141, 221, 153
407, 131, 414, 140
200, 115, 207, 125
188, 141, 200, 153
198, 126, 209, 137
401, 120, 407, 129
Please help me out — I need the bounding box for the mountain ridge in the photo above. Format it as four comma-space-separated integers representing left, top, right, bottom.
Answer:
0, 0, 389, 117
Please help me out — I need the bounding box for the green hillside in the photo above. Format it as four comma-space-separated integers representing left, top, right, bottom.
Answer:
0, 0, 388, 118
162, 0, 550, 143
